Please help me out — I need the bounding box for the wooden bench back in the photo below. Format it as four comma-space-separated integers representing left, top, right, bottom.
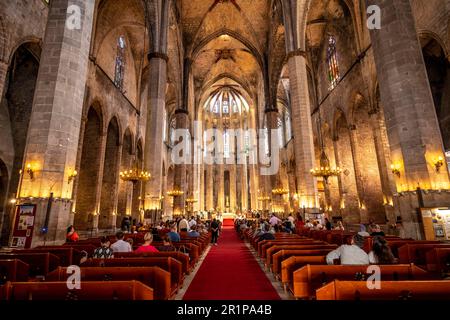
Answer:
82, 257, 183, 289
0, 253, 60, 277
398, 243, 450, 265
271, 248, 337, 274
316, 280, 450, 300
16, 247, 81, 266
113, 252, 190, 274
0, 259, 29, 283
426, 248, 450, 273
259, 240, 323, 257
46, 266, 171, 300
266, 245, 337, 266
280, 255, 327, 285
293, 264, 434, 299
0, 280, 154, 300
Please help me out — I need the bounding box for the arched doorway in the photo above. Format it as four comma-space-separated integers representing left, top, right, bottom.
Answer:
75, 107, 103, 230
421, 36, 450, 150
117, 128, 133, 227
3, 42, 40, 196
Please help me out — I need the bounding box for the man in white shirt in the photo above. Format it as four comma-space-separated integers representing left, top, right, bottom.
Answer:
188, 216, 197, 229
110, 231, 132, 253
287, 214, 295, 228
326, 233, 369, 265
179, 216, 189, 232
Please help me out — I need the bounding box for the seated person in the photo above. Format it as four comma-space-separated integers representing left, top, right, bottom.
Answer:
188, 226, 200, 237
79, 250, 89, 265
326, 233, 369, 265
66, 225, 79, 243
368, 236, 397, 264
135, 232, 159, 253
168, 225, 181, 242
157, 235, 176, 252
110, 231, 132, 253
93, 236, 114, 259
370, 224, 385, 237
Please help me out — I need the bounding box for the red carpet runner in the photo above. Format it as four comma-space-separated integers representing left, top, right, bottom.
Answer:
183, 226, 281, 300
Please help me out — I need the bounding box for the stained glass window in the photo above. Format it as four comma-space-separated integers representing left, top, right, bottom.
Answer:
169, 117, 176, 146
224, 130, 230, 158
326, 36, 340, 90
244, 130, 250, 153
285, 112, 292, 142
114, 36, 126, 91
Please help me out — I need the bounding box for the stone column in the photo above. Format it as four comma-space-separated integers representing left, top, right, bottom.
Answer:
366, 0, 450, 238
206, 164, 213, 211
287, 52, 318, 210
173, 110, 188, 216
348, 126, 367, 222
91, 131, 107, 232
0, 60, 8, 99
17, 0, 95, 246
144, 54, 167, 210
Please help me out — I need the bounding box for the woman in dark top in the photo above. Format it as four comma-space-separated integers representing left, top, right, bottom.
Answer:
157, 235, 176, 252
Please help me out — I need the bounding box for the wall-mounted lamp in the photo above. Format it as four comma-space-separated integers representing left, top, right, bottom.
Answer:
390, 163, 401, 178
434, 156, 444, 173
68, 170, 78, 184
26, 164, 34, 180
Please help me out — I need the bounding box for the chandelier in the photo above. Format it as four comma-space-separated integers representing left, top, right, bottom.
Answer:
310, 150, 341, 183
119, 163, 151, 183
185, 198, 198, 203
272, 188, 289, 195
167, 189, 184, 197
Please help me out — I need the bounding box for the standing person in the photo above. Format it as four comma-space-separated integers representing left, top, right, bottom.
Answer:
179, 216, 189, 232
188, 216, 197, 230
210, 218, 220, 246
325, 218, 332, 231
93, 236, 114, 259
66, 225, 79, 243
110, 231, 132, 253
287, 213, 295, 229
269, 213, 281, 226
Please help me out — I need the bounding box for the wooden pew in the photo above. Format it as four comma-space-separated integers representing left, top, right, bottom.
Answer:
398, 243, 450, 266
316, 280, 450, 300
366, 240, 442, 257
62, 243, 97, 256
0, 280, 154, 300
258, 240, 322, 258
113, 251, 190, 275
426, 248, 450, 274
0, 253, 60, 277
266, 244, 337, 269
271, 248, 337, 275
280, 255, 327, 291
14, 247, 81, 266
47, 266, 171, 300
292, 264, 435, 299
83, 257, 183, 291
0, 259, 29, 283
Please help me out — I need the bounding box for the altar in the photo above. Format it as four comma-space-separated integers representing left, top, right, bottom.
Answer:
220, 213, 236, 227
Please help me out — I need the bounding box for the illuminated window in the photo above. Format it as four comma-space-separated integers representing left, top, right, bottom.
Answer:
224, 130, 230, 158
169, 117, 176, 146
285, 112, 292, 142
204, 87, 249, 115
326, 36, 340, 90
244, 130, 250, 153
278, 117, 285, 148
114, 36, 126, 91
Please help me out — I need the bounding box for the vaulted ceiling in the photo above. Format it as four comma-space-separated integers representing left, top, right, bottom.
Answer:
177, 0, 271, 114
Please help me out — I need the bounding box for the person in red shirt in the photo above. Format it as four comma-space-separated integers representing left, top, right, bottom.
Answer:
66, 225, 79, 242
135, 232, 159, 253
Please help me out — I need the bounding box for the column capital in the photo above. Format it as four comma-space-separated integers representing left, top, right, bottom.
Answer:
148, 52, 169, 62
286, 49, 307, 60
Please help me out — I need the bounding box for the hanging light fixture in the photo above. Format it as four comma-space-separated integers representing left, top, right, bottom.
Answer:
119, 164, 151, 183
310, 106, 341, 183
